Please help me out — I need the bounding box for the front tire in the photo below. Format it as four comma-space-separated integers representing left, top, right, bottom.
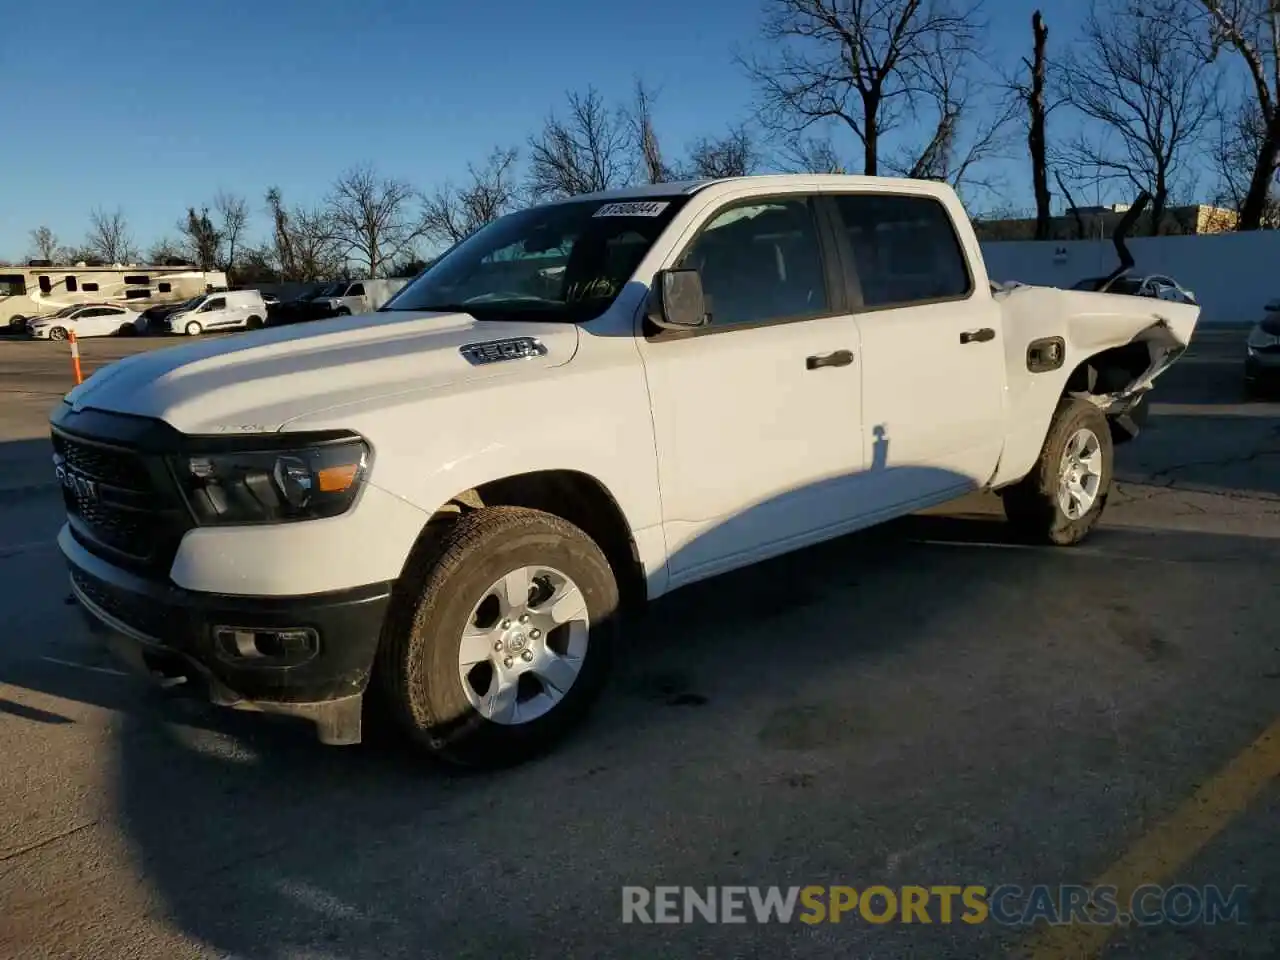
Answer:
1001, 397, 1113, 545
184, 320, 203, 336
375, 506, 619, 768
48, 326, 67, 341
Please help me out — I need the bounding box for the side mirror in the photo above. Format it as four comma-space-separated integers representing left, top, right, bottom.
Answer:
647, 268, 710, 330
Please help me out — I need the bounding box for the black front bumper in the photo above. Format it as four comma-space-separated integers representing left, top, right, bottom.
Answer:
1245, 352, 1280, 387
63, 531, 392, 743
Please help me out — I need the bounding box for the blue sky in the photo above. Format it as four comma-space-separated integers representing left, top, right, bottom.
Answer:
2, 0, 1135, 260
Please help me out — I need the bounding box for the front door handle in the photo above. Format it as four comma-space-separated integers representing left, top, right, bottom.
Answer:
806, 349, 854, 370
960, 327, 996, 344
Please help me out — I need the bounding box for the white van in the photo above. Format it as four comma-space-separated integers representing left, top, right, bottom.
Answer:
166, 290, 267, 336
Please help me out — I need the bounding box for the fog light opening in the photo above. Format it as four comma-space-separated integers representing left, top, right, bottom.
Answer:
214, 625, 319, 664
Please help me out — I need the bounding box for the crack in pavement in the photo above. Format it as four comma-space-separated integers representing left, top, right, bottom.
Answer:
0, 820, 99, 865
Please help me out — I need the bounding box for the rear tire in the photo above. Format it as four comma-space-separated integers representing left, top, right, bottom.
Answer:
375, 506, 619, 768
246, 315, 263, 330
184, 320, 203, 336
1001, 397, 1113, 546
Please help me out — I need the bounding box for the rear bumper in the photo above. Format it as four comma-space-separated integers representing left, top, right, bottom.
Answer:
61, 525, 392, 744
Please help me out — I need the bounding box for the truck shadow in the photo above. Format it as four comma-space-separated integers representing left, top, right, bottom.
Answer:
1, 428, 1278, 957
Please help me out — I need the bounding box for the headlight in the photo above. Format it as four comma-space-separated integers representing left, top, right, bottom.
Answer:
169, 439, 369, 525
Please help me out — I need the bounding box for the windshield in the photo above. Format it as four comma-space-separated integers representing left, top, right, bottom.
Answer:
382, 196, 689, 322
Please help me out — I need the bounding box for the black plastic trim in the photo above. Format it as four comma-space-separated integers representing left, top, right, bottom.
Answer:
51, 402, 363, 455
66, 542, 392, 704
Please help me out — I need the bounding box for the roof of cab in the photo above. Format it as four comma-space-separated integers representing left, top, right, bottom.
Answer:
556, 173, 957, 204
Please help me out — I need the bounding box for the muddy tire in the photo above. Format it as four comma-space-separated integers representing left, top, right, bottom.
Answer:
375, 506, 619, 768
1001, 397, 1113, 546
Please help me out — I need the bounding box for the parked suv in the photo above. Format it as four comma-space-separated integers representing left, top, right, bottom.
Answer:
166, 290, 267, 335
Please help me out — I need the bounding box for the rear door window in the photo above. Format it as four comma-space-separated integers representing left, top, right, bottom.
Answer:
830, 193, 972, 309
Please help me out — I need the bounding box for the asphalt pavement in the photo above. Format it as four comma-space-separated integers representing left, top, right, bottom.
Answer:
0, 327, 1276, 959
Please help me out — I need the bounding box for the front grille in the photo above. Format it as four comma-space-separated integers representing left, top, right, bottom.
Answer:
52, 428, 191, 575
53, 434, 152, 489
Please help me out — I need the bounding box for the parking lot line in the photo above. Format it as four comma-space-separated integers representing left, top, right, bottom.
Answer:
1022, 714, 1280, 959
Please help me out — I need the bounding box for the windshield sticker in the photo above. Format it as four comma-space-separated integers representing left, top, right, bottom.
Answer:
593, 201, 671, 218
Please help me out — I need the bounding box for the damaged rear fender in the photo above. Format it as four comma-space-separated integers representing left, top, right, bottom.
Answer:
988, 287, 1199, 489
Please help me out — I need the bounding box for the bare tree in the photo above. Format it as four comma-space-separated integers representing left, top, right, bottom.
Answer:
85, 207, 137, 264
881, 21, 1016, 203
28, 226, 59, 262
1023, 11, 1053, 239
1059, 0, 1214, 233
1213, 98, 1280, 224
266, 187, 297, 280
420, 147, 522, 247
179, 207, 222, 271
325, 164, 422, 278
265, 187, 344, 281
684, 125, 762, 178
628, 79, 673, 183
740, 0, 984, 176
1191, 0, 1280, 229
527, 87, 632, 199
780, 135, 849, 172
147, 236, 186, 263
214, 191, 249, 275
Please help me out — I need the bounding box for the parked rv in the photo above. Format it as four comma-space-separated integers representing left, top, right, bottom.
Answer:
2, 264, 227, 330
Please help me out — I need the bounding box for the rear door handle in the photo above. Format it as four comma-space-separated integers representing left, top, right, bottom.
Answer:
960, 328, 996, 344
806, 349, 854, 370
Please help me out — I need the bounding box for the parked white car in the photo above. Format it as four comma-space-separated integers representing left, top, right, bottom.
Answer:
54, 175, 1199, 768
166, 290, 267, 336
29, 303, 140, 340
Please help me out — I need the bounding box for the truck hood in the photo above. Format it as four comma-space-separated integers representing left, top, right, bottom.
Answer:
62, 310, 579, 434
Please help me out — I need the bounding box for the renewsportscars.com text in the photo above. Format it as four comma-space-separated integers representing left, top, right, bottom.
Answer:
621, 884, 1250, 926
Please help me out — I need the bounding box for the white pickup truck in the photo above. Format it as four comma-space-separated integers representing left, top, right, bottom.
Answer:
52, 175, 1198, 767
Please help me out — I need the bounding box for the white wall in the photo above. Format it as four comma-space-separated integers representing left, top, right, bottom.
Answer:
980, 231, 1280, 326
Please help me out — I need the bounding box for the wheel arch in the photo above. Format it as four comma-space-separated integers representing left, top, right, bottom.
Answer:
992, 335, 1171, 489
392, 469, 648, 617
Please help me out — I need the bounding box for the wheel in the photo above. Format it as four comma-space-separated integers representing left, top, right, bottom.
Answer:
48, 326, 68, 341
9, 315, 26, 331
116, 323, 136, 336
184, 320, 203, 336
335, 308, 351, 316
1001, 397, 1113, 545
375, 506, 619, 768
246, 315, 263, 330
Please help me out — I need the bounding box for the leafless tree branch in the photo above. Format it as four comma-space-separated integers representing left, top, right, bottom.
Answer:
527, 87, 633, 199
421, 147, 522, 247
1057, 0, 1215, 233
325, 163, 423, 278
740, 0, 986, 175
85, 207, 137, 264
